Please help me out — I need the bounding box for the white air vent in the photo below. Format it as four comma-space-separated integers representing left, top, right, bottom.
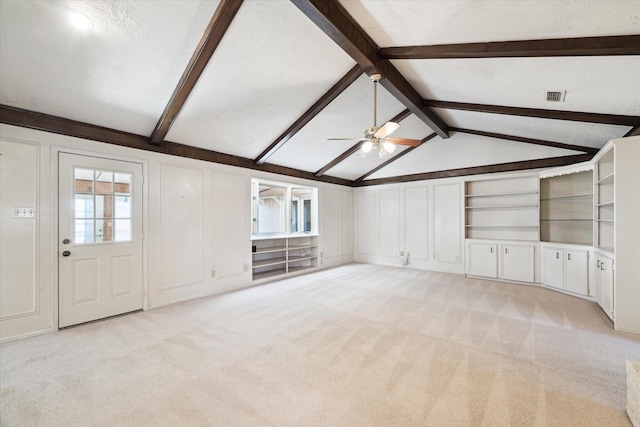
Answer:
546, 91, 566, 102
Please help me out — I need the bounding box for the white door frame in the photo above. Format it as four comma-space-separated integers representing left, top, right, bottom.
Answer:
52, 146, 149, 330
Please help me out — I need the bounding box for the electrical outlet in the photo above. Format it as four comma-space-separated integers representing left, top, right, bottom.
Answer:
399, 251, 404, 256
210, 268, 217, 278
320, 251, 324, 258
243, 263, 249, 272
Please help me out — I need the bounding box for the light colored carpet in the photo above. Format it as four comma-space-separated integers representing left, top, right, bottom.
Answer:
1, 263, 638, 426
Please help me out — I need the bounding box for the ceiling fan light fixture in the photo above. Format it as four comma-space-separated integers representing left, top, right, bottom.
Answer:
383, 141, 396, 154
361, 140, 373, 153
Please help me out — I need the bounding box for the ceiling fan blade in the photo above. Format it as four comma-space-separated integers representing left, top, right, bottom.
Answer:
327, 137, 368, 141
384, 137, 422, 147
375, 121, 400, 138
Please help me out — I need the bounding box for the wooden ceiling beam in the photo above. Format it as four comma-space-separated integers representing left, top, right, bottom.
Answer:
380, 35, 640, 59
624, 127, 640, 137
354, 133, 437, 183
254, 64, 362, 165
0, 105, 352, 187
149, 0, 244, 146
314, 109, 412, 177
452, 128, 600, 154
356, 154, 594, 187
291, 0, 449, 139
426, 99, 640, 127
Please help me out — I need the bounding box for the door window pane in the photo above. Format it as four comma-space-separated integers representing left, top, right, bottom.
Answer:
95, 195, 113, 218
74, 168, 94, 193
72, 168, 133, 244
95, 219, 113, 242
114, 173, 131, 195
115, 219, 132, 241
75, 220, 94, 243
95, 171, 113, 195
114, 196, 131, 219
75, 194, 94, 218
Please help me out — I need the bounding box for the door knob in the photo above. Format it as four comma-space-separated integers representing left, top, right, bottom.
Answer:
62, 251, 71, 257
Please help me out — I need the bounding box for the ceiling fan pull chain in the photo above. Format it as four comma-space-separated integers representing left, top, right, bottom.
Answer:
373, 75, 377, 128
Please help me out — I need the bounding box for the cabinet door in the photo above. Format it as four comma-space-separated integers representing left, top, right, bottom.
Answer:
543, 247, 564, 289
565, 250, 589, 295
466, 242, 498, 278
501, 244, 535, 283
593, 257, 603, 306
601, 256, 614, 320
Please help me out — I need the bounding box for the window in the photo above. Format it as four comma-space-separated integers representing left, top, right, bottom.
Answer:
251, 179, 317, 237
74, 168, 132, 244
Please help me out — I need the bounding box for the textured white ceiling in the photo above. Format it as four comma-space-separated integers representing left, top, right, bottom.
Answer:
433, 108, 631, 150
267, 73, 405, 172
339, 0, 640, 46
0, 0, 637, 182
367, 133, 581, 180
0, 0, 220, 135
165, 0, 355, 160
395, 56, 640, 116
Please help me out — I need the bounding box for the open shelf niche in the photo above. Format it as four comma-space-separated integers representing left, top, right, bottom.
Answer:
594, 146, 615, 253
465, 176, 539, 241
539, 168, 594, 245
251, 235, 318, 280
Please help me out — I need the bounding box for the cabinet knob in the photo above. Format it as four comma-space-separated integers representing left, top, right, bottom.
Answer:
596, 260, 600, 268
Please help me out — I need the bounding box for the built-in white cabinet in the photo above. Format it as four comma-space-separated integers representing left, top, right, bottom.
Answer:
593, 252, 615, 320
251, 236, 318, 281
466, 240, 536, 283
541, 243, 589, 296
466, 241, 497, 278
501, 244, 536, 283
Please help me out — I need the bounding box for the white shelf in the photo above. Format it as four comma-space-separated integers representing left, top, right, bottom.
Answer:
539, 170, 593, 245
251, 236, 318, 280
465, 205, 537, 210
597, 172, 615, 185
465, 176, 539, 242
465, 191, 537, 198
253, 246, 286, 255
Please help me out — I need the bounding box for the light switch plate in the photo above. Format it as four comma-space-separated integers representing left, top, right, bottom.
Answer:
12, 207, 35, 218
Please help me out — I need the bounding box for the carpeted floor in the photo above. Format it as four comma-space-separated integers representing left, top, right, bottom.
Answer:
1, 263, 638, 426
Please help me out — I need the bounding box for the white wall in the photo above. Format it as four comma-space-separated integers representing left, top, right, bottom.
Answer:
0, 124, 354, 341
354, 180, 464, 273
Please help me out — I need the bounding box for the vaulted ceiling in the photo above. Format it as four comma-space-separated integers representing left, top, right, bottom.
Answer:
1, 0, 639, 187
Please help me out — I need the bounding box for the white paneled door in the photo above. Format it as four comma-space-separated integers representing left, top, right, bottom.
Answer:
58, 153, 143, 328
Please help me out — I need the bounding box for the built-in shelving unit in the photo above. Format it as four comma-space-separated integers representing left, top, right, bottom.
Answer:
465, 176, 539, 241
594, 147, 615, 254
251, 236, 318, 281
539, 169, 593, 246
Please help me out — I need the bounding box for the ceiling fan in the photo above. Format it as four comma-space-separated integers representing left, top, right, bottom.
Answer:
328, 73, 421, 158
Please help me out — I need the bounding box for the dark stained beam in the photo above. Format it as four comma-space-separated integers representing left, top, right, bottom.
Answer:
354, 133, 437, 183
254, 64, 362, 165
149, 0, 244, 145
624, 127, 640, 137
425, 99, 640, 127
452, 128, 599, 154
379, 35, 640, 59
291, 0, 449, 139
0, 105, 352, 187
314, 109, 412, 177
356, 154, 595, 187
